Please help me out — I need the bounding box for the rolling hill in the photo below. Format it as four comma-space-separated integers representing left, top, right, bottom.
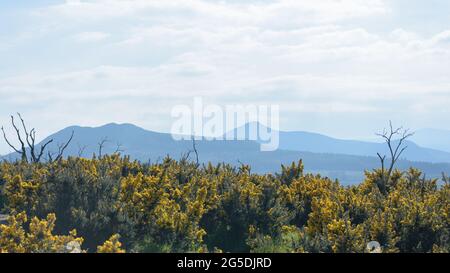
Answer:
2, 123, 450, 185
411, 128, 450, 153
233, 122, 450, 163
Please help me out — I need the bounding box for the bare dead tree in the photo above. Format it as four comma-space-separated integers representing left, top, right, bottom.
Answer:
98, 137, 109, 158
47, 151, 55, 163
180, 150, 192, 162
114, 142, 125, 154
180, 137, 200, 166
376, 121, 414, 183
53, 131, 75, 162
1, 113, 73, 163
191, 136, 199, 166
1, 115, 27, 162
77, 143, 88, 157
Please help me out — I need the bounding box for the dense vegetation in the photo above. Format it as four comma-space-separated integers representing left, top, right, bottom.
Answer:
0, 155, 448, 253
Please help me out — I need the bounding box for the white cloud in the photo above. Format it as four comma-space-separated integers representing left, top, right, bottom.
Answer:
430, 30, 450, 46
33, 0, 388, 28
1, 0, 450, 153
73, 31, 110, 42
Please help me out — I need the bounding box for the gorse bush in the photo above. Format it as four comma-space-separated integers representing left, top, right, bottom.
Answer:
0, 212, 84, 253
0, 155, 448, 253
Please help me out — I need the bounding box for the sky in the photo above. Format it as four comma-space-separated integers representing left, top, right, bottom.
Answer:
1, 0, 450, 154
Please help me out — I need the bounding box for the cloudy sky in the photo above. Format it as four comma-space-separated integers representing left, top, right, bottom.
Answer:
1, 0, 450, 153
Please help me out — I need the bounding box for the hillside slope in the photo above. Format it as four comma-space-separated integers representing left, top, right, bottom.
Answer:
2, 123, 450, 185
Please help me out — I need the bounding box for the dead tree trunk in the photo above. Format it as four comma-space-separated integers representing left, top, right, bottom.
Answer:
1, 113, 74, 163
376, 121, 414, 184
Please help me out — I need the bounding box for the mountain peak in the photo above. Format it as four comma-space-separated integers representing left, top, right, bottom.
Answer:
99, 122, 141, 130
60, 123, 145, 132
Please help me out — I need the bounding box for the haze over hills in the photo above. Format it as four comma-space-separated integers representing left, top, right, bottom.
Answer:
279, 130, 450, 163
234, 122, 450, 163
2, 123, 450, 185
411, 129, 450, 153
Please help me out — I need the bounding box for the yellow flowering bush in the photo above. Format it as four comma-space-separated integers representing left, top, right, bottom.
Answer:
0, 156, 448, 253
0, 212, 83, 253
97, 234, 125, 253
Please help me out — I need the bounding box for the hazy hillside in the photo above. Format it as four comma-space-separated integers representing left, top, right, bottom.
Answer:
2, 123, 450, 185
411, 129, 450, 153
234, 123, 450, 163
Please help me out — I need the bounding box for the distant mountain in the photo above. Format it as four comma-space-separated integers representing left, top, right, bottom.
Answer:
233, 122, 450, 163
2, 123, 450, 185
411, 129, 450, 153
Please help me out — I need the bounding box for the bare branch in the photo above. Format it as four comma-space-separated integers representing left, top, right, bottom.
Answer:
47, 151, 55, 163
36, 139, 54, 162
98, 137, 109, 158
1, 114, 29, 162
2, 113, 66, 163
77, 143, 88, 157
114, 142, 125, 154
376, 121, 414, 184
394, 146, 408, 163
191, 137, 199, 166
377, 152, 386, 173
54, 130, 74, 161
17, 113, 33, 157
1, 126, 22, 154
10, 115, 28, 162
181, 150, 192, 162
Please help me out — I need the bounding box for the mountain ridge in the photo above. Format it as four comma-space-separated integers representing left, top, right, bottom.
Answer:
411, 128, 450, 153
2, 122, 450, 185
232, 122, 450, 163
